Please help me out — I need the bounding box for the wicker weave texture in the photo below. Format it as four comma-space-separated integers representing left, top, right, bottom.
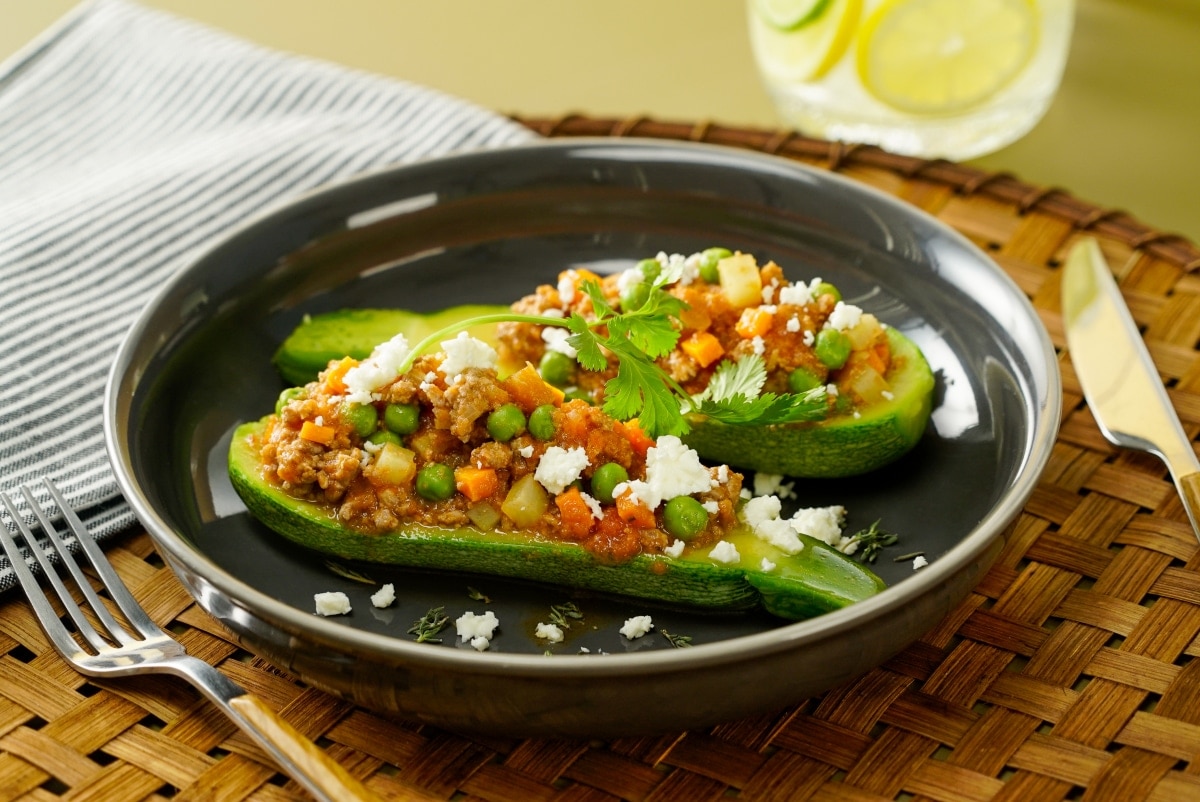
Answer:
1, 117, 1199, 801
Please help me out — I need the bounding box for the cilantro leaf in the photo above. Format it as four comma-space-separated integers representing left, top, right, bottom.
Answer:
602, 338, 690, 437
565, 313, 608, 372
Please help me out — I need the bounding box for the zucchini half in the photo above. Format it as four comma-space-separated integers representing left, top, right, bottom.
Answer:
229, 421, 884, 620
274, 307, 934, 479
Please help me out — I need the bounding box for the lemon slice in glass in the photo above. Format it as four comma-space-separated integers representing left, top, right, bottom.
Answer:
857, 0, 1039, 114
749, 0, 863, 82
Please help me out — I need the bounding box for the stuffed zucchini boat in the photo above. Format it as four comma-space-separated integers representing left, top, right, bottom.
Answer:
231, 333, 885, 620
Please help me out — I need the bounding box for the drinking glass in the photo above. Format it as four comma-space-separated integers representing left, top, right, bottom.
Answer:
748, 0, 1075, 160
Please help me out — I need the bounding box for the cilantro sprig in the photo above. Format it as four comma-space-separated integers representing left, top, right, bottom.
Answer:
397, 265, 828, 438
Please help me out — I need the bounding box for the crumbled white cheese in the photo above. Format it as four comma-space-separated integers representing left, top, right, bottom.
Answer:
618, 436, 712, 510
913, 555, 929, 570
558, 273, 577, 305
803, 330, 815, 347
342, 333, 411, 405
826, 383, 839, 397
790, 505, 847, 547
778, 281, 813, 306
751, 336, 766, 356
535, 622, 565, 643
825, 301, 864, 331
753, 473, 795, 500
702, 500, 719, 514
370, 583, 395, 609
786, 315, 801, 333
580, 491, 604, 520
762, 280, 779, 305
760, 557, 777, 572
742, 494, 783, 528
716, 465, 730, 484
439, 332, 497, 377
741, 496, 805, 554
882, 390, 895, 401
518, 444, 534, 459
314, 592, 351, 616
663, 539, 686, 558
314, 415, 324, 427
620, 615, 654, 639
534, 446, 590, 494
456, 610, 500, 651
542, 326, 578, 358
616, 267, 644, 295
709, 540, 740, 565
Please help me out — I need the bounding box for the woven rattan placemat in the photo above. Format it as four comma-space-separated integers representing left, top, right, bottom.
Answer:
3, 116, 1200, 801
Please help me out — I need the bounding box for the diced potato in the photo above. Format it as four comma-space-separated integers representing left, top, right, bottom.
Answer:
717, 253, 763, 309
466, 501, 502, 531
369, 443, 416, 486
501, 474, 549, 528
844, 313, 883, 350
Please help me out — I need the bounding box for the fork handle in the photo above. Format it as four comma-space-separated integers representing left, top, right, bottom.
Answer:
225, 693, 381, 801
172, 656, 379, 801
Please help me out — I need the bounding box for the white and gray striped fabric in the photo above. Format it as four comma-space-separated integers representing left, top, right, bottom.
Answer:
0, 0, 536, 588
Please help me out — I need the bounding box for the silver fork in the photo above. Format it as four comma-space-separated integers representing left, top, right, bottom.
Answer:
0, 481, 379, 802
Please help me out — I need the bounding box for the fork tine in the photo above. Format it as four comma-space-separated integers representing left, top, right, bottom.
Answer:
0, 490, 111, 657
42, 480, 164, 642
21, 484, 139, 648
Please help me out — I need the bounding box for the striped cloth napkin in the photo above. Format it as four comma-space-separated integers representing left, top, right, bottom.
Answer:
0, 0, 536, 585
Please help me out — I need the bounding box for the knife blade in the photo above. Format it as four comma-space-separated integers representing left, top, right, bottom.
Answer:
1061, 236, 1200, 537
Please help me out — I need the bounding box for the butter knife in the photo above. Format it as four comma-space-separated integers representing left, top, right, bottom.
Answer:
1061, 236, 1200, 537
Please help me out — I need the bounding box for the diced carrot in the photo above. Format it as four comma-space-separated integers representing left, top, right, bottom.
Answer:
618, 418, 655, 458
555, 486, 596, 540
680, 331, 724, 368
869, 341, 891, 375
615, 489, 656, 530
455, 466, 499, 502
557, 268, 603, 297
322, 356, 357, 395
735, 307, 774, 339
502, 364, 565, 412
678, 304, 711, 332
299, 420, 335, 445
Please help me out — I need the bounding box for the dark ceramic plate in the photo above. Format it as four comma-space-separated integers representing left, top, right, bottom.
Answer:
106, 139, 1059, 736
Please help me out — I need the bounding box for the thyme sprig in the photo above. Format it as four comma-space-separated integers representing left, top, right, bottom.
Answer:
407, 606, 450, 643
844, 520, 899, 564
660, 630, 693, 649
548, 602, 584, 630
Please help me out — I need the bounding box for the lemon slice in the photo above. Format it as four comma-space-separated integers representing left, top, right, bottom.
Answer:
754, 0, 832, 30
749, 0, 863, 82
857, 0, 1038, 114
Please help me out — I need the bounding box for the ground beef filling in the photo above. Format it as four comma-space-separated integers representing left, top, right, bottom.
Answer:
256, 356, 743, 563
496, 258, 891, 406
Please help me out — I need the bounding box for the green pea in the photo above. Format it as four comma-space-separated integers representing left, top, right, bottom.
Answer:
416, 463, 455, 501
787, 367, 823, 394
274, 387, 305, 414
528, 404, 556, 440
619, 280, 650, 312
538, 350, 575, 387
635, 258, 661, 282
342, 403, 378, 438
698, 247, 732, 283
663, 496, 709, 540
487, 403, 526, 442
814, 329, 852, 369
814, 281, 842, 303
383, 403, 420, 435
367, 430, 402, 447
590, 462, 629, 505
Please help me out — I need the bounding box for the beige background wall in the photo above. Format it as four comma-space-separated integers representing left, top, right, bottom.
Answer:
3, 0, 1197, 242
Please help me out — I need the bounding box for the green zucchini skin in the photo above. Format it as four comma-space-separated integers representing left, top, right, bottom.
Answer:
228, 421, 884, 620
273, 306, 509, 386
682, 327, 935, 478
